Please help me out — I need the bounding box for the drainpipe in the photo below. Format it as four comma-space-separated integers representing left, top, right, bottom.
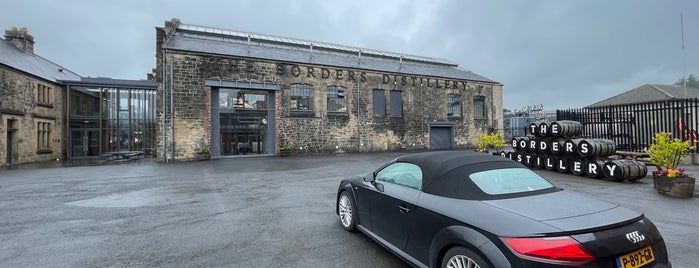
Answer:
161, 50, 167, 163
170, 59, 175, 163
357, 50, 361, 152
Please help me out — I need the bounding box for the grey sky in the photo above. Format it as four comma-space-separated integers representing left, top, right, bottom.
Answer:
1, 0, 697, 111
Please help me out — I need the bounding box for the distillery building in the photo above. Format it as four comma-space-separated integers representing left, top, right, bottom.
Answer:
155, 18, 503, 161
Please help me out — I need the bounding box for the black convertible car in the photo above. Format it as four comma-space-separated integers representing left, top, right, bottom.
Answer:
336, 151, 670, 268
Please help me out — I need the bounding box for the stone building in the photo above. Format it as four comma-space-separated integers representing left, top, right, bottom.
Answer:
1, 27, 157, 166
1, 27, 80, 165
155, 18, 503, 161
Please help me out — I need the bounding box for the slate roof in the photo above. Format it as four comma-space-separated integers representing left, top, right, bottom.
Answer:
586, 84, 699, 108
162, 23, 496, 83
0, 37, 80, 83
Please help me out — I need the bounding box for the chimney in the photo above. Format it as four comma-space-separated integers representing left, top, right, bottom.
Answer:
4, 27, 35, 54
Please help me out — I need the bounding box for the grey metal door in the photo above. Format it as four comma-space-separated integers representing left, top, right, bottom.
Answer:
429, 126, 453, 150
6, 130, 12, 164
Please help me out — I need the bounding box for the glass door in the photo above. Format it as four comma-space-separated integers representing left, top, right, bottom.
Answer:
71, 130, 100, 157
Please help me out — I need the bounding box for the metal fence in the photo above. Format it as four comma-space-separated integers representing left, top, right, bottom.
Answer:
556, 99, 699, 153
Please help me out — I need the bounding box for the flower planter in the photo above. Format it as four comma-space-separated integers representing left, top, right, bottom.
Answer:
196, 152, 211, 161
279, 149, 291, 157
653, 175, 695, 198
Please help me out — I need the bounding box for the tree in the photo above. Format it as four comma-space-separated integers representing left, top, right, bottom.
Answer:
675, 74, 699, 89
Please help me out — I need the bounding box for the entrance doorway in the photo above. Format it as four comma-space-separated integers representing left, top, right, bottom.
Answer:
6, 119, 17, 165
217, 88, 270, 156
428, 122, 455, 150
71, 130, 100, 157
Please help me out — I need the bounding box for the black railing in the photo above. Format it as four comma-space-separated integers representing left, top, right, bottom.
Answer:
556, 98, 699, 153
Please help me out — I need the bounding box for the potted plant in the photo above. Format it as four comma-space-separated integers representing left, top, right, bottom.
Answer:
476, 132, 507, 155
280, 141, 291, 157
645, 132, 695, 198
197, 145, 211, 161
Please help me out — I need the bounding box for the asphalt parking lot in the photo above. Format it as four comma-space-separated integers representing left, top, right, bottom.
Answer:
0, 153, 697, 267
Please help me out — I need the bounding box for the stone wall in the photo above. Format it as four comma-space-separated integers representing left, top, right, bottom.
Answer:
155, 48, 503, 160
0, 66, 64, 165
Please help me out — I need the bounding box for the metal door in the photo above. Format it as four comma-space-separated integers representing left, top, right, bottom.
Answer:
429, 126, 454, 150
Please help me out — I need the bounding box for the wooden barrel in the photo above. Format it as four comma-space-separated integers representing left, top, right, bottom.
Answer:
514, 151, 525, 164
537, 138, 549, 153
569, 158, 586, 176
500, 149, 515, 160
544, 155, 557, 171
550, 120, 583, 138
513, 137, 531, 151
527, 138, 538, 152
563, 138, 585, 155
549, 139, 565, 155
557, 157, 570, 174
578, 139, 617, 158
584, 159, 606, 179
511, 137, 520, 150
538, 121, 551, 138
528, 122, 540, 137
603, 160, 649, 182
533, 155, 545, 169
522, 153, 536, 168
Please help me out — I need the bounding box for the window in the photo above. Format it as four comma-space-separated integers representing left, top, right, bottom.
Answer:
448, 93, 461, 117
291, 84, 314, 116
474, 96, 486, 118
37, 84, 52, 105
389, 90, 403, 117
469, 168, 554, 195
37, 122, 51, 151
326, 86, 347, 114
376, 162, 423, 190
372, 89, 385, 116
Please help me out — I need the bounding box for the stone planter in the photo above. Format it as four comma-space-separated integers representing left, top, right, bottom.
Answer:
279, 149, 291, 157
653, 175, 695, 198
196, 152, 211, 161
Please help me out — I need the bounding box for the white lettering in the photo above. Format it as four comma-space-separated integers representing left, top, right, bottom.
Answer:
566, 142, 574, 153
539, 141, 547, 151
588, 163, 598, 174
551, 124, 560, 134
517, 155, 522, 162
519, 140, 527, 149
552, 142, 560, 152
558, 159, 567, 171
529, 140, 537, 150
573, 161, 582, 172
580, 143, 588, 154
605, 164, 616, 176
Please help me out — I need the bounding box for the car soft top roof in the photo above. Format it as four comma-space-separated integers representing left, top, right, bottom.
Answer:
395, 151, 524, 191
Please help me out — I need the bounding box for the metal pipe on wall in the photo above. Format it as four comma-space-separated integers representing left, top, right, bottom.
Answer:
356, 50, 361, 152
161, 49, 167, 163
170, 58, 174, 163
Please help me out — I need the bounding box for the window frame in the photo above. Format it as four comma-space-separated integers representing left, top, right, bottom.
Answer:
372, 89, 386, 117
473, 95, 486, 119
290, 83, 314, 117
447, 93, 462, 118
389, 90, 403, 117
326, 85, 347, 114
37, 121, 52, 152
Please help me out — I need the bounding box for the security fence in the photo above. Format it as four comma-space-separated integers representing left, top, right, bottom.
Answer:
556, 99, 699, 153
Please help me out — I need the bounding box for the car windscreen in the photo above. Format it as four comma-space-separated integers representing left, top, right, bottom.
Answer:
469, 168, 554, 195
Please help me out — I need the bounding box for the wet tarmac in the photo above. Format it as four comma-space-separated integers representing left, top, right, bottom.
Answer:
0, 152, 697, 267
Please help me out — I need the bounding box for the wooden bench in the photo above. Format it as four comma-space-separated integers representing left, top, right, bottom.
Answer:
614, 150, 661, 171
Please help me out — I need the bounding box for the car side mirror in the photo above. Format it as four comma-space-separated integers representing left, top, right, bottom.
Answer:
363, 173, 375, 183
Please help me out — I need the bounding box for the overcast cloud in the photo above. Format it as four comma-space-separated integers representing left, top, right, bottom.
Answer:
1, 0, 697, 111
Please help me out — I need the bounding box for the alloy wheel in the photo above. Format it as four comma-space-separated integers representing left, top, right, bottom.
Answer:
446, 255, 480, 268
338, 194, 353, 228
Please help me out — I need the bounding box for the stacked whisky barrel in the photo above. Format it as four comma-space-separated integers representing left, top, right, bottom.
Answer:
500, 120, 648, 182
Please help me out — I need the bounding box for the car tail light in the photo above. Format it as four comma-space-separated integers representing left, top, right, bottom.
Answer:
501, 236, 596, 265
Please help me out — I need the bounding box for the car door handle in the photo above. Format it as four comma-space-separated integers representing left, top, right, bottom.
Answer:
398, 205, 410, 214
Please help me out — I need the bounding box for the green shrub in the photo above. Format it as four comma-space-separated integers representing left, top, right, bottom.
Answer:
477, 132, 507, 150
645, 132, 694, 169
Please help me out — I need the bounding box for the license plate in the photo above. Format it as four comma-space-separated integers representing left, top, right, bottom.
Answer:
616, 245, 655, 268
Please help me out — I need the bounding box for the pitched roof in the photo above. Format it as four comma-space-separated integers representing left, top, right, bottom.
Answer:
62, 77, 156, 89
162, 22, 496, 83
0, 37, 80, 83
586, 84, 699, 108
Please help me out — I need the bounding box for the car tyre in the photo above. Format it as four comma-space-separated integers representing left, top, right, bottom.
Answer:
338, 191, 356, 232
442, 246, 490, 268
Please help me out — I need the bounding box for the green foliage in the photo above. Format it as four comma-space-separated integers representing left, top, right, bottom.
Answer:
281, 141, 291, 150
477, 132, 507, 149
675, 74, 699, 89
645, 132, 694, 169
199, 146, 209, 154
